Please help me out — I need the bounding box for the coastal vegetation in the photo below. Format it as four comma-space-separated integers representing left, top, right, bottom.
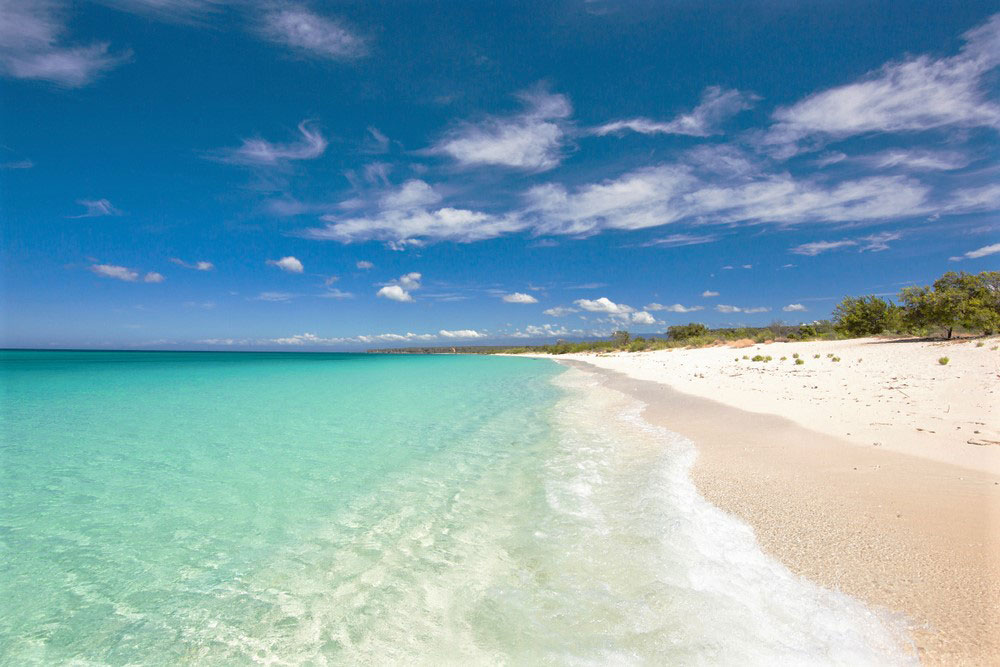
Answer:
368, 271, 999, 355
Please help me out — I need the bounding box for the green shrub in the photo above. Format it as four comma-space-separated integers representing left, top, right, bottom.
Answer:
780, 356, 787, 361
976, 341, 984, 347
792, 353, 799, 358
795, 358, 805, 365
938, 356, 949, 365
667, 323, 709, 341
832, 356, 841, 362
813, 354, 820, 358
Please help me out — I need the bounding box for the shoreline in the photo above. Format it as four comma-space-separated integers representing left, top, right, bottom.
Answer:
545, 356, 1000, 665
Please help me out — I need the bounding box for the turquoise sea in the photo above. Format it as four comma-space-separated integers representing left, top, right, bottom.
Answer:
1, 351, 912, 665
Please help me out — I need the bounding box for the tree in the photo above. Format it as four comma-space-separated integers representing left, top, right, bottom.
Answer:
832, 295, 900, 337
611, 330, 631, 347
667, 323, 709, 340
899, 271, 1000, 338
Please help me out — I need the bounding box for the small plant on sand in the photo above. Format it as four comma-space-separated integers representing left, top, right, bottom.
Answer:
831, 356, 841, 362
742, 355, 749, 360
826, 353, 834, 358
751, 354, 765, 361
992, 346, 998, 351
938, 356, 950, 365
792, 353, 799, 359
765, 355, 773, 362
976, 341, 984, 347
813, 353, 820, 359
795, 358, 805, 365
780, 356, 787, 361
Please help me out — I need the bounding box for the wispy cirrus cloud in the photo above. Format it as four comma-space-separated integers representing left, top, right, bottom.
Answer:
543, 306, 578, 317
216, 120, 327, 166
716, 304, 770, 314
790, 231, 902, 256
256, 5, 367, 60
763, 13, 1000, 156
593, 86, 757, 137
0, 0, 131, 87
641, 233, 718, 248
169, 258, 214, 271
430, 88, 572, 171
949, 242, 1000, 261
69, 198, 123, 218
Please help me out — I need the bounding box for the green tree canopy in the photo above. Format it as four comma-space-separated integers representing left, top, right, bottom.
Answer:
832, 295, 900, 337
899, 271, 1000, 338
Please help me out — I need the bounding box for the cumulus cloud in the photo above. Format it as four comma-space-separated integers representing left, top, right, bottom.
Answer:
376, 272, 421, 302
949, 242, 1000, 261
438, 329, 485, 338
257, 5, 366, 60
630, 311, 657, 325
143, 271, 165, 283
169, 258, 214, 271
431, 88, 572, 171
645, 303, 704, 313
355, 260, 374, 269
502, 292, 538, 304
763, 14, 1000, 156
593, 86, 757, 137
716, 304, 770, 314
783, 303, 807, 312
574, 297, 635, 315
218, 121, 327, 166
0, 0, 130, 87
701, 290, 719, 297
267, 256, 304, 273
89, 263, 138, 281
543, 306, 578, 317
69, 199, 122, 218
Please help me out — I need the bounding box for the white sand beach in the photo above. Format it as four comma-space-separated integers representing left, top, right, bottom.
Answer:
519, 336, 1000, 664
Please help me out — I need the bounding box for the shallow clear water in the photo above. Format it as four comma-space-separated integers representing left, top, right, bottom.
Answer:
0, 351, 912, 665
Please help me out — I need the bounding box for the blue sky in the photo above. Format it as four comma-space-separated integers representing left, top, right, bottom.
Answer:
1, 0, 998, 350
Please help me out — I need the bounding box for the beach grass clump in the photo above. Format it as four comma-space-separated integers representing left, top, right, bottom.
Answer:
938, 356, 950, 365
831, 356, 841, 362
813, 353, 820, 359
792, 353, 799, 359
976, 341, 984, 347
826, 353, 834, 358
780, 356, 787, 361
795, 358, 805, 365
743, 354, 749, 359
751, 354, 765, 361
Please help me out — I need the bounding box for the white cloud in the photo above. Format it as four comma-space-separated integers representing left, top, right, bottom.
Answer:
502, 292, 538, 304
716, 304, 770, 314
0, 0, 130, 87
701, 290, 719, 297
858, 231, 901, 252
642, 233, 718, 248
356, 260, 374, 269
574, 297, 634, 314
376, 285, 412, 302
593, 86, 756, 137
791, 231, 901, 255
866, 149, 971, 171
764, 14, 1000, 156
1, 159, 33, 169
318, 288, 353, 299
255, 291, 295, 301
783, 303, 807, 312
170, 258, 214, 271
431, 88, 572, 171
69, 199, 122, 218
305, 179, 526, 245
89, 263, 138, 281
790, 240, 856, 256
219, 121, 327, 166
543, 306, 578, 317
257, 5, 366, 60
949, 242, 1000, 261
438, 329, 485, 339
945, 184, 1000, 213
630, 311, 657, 325
267, 256, 304, 273
645, 303, 704, 313
512, 323, 571, 338
376, 272, 421, 302
143, 271, 165, 283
